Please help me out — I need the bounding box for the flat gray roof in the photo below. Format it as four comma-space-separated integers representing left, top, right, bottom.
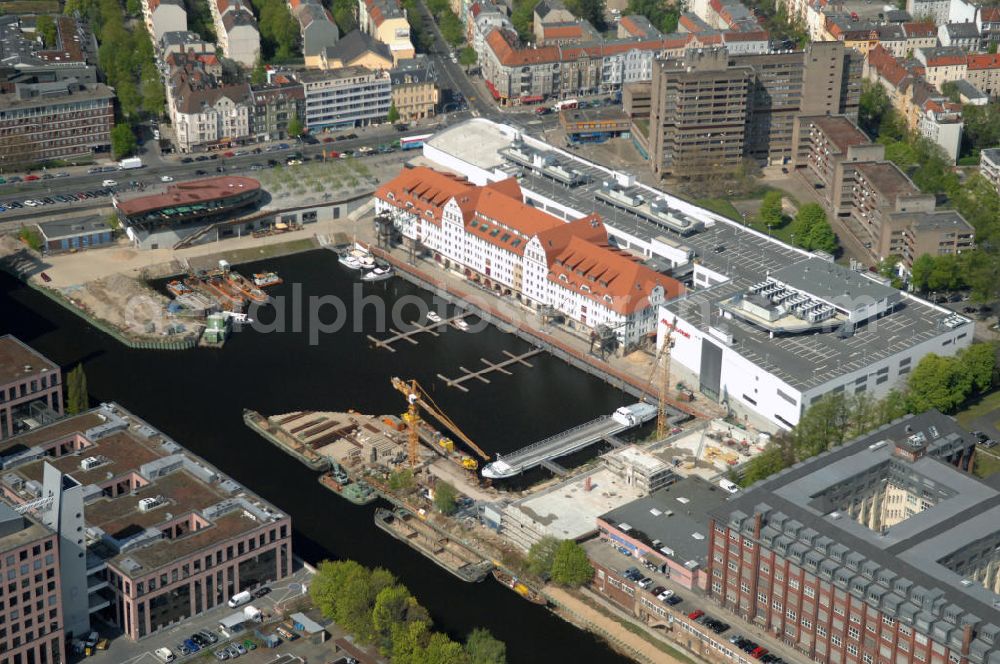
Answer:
599, 476, 729, 568
426, 120, 972, 393
37, 215, 109, 241
713, 411, 1000, 660
770, 260, 899, 304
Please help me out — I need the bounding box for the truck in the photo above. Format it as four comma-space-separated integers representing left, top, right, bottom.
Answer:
244, 604, 263, 623
553, 98, 579, 111
118, 157, 143, 170
228, 590, 252, 608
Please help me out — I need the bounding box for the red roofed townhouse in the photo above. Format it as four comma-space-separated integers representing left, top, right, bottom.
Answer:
375, 166, 684, 345
966, 53, 1000, 98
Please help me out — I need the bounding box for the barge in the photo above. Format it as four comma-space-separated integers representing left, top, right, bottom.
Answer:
374, 507, 492, 582
243, 409, 331, 471
492, 569, 548, 605
318, 464, 378, 505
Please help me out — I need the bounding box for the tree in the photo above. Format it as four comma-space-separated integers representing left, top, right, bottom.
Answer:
387, 102, 400, 124
140, 63, 165, 117
527, 535, 559, 576
286, 116, 303, 138
791, 202, 825, 246
422, 632, 469, 664
66, 364, 88, 414
251, 58, 267, 86
907, 353, 972, 414
465, 628, 506, 664
627, 0, 679, 34
910, 253, 935, 292
805, 219, 839, 254
36, 15, 58, 48
564, 0, 605, 30
758, 190, 784, 228
927, 254, 963, 292
372, 584, 430, 651
433, 481, 458, 515
18, 227, 43, 252
740, 446, 788, 487
104, 212, 121, 232
110, 123, 137, 160
550, 539, 593, 586
388, 468, 416, 492
331, 0, 357, 32
941, 81, 961, 104
960, 343, 997, 394
459, 46, 477, 67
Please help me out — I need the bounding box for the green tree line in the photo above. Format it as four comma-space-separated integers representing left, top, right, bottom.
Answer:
310, 560, 506, 664
526, 536, 594, 586
250, 0, 301, 61
64, 0, 165, 122
425, 0, 465, 47
741, 343, 998, 486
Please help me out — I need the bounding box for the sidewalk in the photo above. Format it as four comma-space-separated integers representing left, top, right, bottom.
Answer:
545, 586, 687, 664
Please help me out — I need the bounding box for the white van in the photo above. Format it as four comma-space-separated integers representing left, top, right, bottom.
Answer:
228, 590, 252, 608
154, 647, 175, 662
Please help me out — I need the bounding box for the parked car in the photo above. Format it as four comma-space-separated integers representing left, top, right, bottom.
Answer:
637, 577, 653, 589
102, 179, 117, 188
161, 175, 174, 182
214, 649, 229, 660
243, 639, 257, 651
656, 589, 674, 602
24, 175, 39, 181
198, 629, 219, 644
154, 647, 175, 662
253, 586, 271, 598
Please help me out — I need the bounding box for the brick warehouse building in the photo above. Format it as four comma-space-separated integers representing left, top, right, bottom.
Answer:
705, 410, 1000, 664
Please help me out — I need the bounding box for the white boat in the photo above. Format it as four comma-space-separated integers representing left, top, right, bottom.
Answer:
427, 312, 442, 324
338, 253, 362, 270
361, 266, 394, 282
452, 318, 470, 332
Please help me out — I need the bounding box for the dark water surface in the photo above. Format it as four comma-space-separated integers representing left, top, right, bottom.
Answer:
0, 249, 634, 662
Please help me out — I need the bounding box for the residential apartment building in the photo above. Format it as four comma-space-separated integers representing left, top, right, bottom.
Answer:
0, 79, 114, 166
319, 29, 393, 70
170, 80, 252, 152
602, 445, 676, 495
645, 42, 861, 177
938, 21, 981, 47
966, 53, 1000, 97
298, 66, 391, 129
0, 336, 62, 440
0, 403, 292, 641
210, 0, 260, 67
792, 114, 974, 267
979, 6, 1000, 47
900, 21, 938, 51
160, 30, 217, 57
374, 166, 685, 346
357, 0, 414, 63
290, 0, 339, 68
906, 0, 949, 25
390, 56, 439, 121
981, 147, 1000, 193
865, 45, 965, 162
249, 81, 304, 141
0, 504, 63, 663
705, 411, 1000, 664
533, 0, 575, 41
915, 46, 968, 90
142, 0, 187, 42
648, 48, 751, 177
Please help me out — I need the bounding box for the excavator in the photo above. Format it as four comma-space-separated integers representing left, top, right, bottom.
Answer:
390, 377, 490, 472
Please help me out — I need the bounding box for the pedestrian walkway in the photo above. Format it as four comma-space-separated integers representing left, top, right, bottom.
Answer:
545, 586, 687, 664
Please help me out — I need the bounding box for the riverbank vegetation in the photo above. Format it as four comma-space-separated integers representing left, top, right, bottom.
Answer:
310, 560, 507, 664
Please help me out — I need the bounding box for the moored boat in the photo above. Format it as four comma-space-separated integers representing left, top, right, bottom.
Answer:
452, 318, 470, 332
253, 271, 283, 288
427, 311, 442, 323
492, 569, 548, 605
361, 266, 394, 282
226, 270, 269, 303
166, 280, 193, 297
319, 470, 378, 505
374, 507, 492, 582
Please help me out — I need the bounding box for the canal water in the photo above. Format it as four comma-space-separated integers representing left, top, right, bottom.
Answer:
0, 249, 635, 662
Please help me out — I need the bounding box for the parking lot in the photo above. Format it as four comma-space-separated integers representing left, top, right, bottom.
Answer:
80, 567, 318, 664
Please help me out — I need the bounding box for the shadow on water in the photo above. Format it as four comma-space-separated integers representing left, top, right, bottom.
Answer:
0, 249, 635, 662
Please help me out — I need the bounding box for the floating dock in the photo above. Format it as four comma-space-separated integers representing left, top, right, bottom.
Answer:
374, 507, 493, 582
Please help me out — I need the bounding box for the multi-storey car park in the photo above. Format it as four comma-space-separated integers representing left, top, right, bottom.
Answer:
416, 118, 974, 430
705, 410, 1000, 664
0, 402, 292, 642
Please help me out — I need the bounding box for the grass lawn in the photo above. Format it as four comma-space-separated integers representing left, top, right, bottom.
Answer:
974, 449, 1000, 479
696, 198, 742, 222
955, 389, 1000, 430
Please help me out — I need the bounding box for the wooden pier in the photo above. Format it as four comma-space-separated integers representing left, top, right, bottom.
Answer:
436, 349, 543, 392
367, 314, 469, 352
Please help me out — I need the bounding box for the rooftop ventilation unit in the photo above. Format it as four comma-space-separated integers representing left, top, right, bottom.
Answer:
80, 455, 108, 471
138, 496, 166, 512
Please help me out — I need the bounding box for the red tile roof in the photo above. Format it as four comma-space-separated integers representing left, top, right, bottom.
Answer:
485, 28, 692, 66
866, 45, 910, 88
374, 167, 475, 224
548, 236, 685, 315
902, 22, 936, 37
981, 7, 1000, 21
967, 54, 1000, 70
116, 177, 260, 216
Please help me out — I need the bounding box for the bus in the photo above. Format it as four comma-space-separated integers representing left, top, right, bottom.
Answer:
399, 133, 434, 150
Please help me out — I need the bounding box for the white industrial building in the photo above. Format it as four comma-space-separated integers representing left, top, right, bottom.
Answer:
418, 118, 975, 430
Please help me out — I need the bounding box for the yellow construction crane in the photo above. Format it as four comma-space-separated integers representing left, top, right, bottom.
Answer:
390, 377, 490, 469
640, 318, 677, 440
